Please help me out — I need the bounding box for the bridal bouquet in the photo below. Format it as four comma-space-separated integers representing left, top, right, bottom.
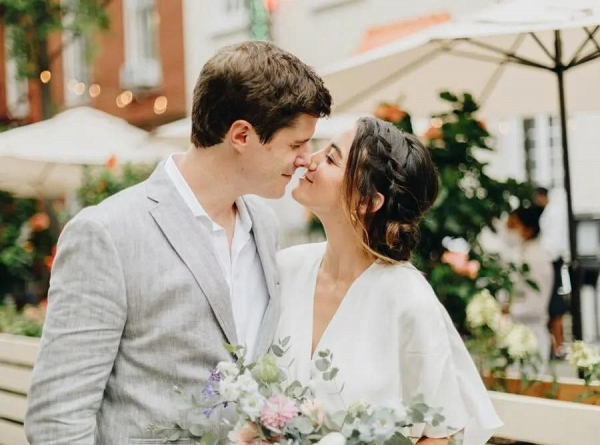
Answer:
149, 338, 461, 445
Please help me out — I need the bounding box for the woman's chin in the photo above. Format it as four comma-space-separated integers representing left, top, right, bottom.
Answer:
291, 186, 311, 207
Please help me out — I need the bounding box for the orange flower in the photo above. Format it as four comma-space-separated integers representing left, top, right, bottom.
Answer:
29, 213, 50, 232
477, 120, 487, 131
424, 125, 442, 140
374, 103, 407, 124
106, 155, 118, 170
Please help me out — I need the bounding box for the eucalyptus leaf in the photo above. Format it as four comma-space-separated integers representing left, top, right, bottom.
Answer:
168, 430, 182, 441
189, 424, 205, 438
271, 344, 285, 357
315, 359, 330, 371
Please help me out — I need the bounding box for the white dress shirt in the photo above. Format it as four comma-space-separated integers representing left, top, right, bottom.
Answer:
165, 154, 269, 360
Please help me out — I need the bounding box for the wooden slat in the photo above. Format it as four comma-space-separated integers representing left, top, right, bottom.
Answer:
0, 334, 39, 367
489, 390, 600, 445
0, 391, 27, 423
0, 364, 32, 395
0, 418, 28, 445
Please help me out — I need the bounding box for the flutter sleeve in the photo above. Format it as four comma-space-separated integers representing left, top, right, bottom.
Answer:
398, 280, 503, 444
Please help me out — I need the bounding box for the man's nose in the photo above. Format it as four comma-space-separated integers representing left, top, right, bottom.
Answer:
294, 144, 312, 168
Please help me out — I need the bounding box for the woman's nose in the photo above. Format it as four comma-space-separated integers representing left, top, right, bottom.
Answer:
307, 150, 325, 171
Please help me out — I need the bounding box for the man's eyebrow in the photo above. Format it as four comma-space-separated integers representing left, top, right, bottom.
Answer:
294, 138, 311, 144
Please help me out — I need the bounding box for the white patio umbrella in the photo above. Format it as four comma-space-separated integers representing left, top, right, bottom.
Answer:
0, 107, 175, 198
321, 0, 600, 339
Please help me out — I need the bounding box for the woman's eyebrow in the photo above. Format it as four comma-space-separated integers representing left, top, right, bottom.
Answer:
330, 143, 343, 158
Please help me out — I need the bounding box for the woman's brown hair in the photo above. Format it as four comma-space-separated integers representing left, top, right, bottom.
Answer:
343, 117, 439, 263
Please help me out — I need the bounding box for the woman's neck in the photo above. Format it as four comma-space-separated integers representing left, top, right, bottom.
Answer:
319, 212, 375, 283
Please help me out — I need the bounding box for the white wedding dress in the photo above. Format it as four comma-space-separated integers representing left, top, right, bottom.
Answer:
276, 242, 503, 444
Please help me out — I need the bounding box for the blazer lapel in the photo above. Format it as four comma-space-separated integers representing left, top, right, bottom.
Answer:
146, 164, 238, 346
243, 196, 280, 357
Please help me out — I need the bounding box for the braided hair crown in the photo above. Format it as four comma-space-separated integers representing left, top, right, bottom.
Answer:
344, 117, 439, 263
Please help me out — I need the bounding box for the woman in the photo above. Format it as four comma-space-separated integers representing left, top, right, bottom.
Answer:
506, 206, 553, 368
276, 117, 502, 444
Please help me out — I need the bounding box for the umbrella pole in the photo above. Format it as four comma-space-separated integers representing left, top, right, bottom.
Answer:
554, 30, 582, 341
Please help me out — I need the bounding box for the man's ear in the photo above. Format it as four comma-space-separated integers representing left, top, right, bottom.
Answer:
228, 120, 253, 154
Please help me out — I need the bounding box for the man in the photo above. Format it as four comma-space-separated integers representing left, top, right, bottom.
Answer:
26, 41, 332, 444
534, 187, 571, 358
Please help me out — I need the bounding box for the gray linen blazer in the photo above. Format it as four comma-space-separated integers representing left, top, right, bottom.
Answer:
25, 163, 280, 445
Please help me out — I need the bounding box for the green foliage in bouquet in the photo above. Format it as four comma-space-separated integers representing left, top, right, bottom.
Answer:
148, 339, 461, 445
77, 161, 155, 207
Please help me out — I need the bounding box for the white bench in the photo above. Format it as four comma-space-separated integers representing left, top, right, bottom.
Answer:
0, 334, 39, 445
490, 390, 600, 445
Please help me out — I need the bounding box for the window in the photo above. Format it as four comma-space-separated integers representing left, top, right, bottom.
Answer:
211, 0, 250, 36
120, 0, 162, 91
523, 118, 538, 183
548, 116, 564, 188
63, 34, 91, 106
61, 0, 91, 106
4, 30, 29, 118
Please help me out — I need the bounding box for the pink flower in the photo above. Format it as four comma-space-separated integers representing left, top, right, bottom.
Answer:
441, 251, 480, 279
260, 395, 298, 433
301, 399, 324, 425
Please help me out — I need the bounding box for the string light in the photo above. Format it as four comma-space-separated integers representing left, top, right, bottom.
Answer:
89, 84, 101, 98
116, 90, 134, 108
74, 82, 86, 95
154, 96, 168, 114
40, 70, 52, 83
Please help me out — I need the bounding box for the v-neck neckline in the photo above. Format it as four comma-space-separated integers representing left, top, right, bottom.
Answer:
307, 251, 377, 361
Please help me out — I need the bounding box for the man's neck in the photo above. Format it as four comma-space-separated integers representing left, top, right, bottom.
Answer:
176, 147, 241, 229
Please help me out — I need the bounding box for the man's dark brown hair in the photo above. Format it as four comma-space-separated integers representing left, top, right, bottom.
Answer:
191, 41, 332, 148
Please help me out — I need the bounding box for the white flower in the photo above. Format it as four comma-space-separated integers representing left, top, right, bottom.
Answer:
466, 289, 502, 331
459, 171, 481, 196
317, 432, 347, 445
370, 409, 397, 442
219, 376, 241, 401
216, 361, 240, 378
236, 371, 259, 395
498, 323, 537, 359
382, 398, 408, 424
357, 419, 375, 442
347, 400, 370, 418
239, 393, 265, 420
567, 341, 600, 370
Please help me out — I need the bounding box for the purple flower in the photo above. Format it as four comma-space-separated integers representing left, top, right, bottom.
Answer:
209, 368, 222, 382
202, 383, 217, 399
203, 408, 213, 418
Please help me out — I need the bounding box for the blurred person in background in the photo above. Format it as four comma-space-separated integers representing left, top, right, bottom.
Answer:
533, 187, 571, 359
506, 206, 554, 368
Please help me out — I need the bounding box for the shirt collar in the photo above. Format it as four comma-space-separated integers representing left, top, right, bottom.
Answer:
165, 154, 253, 234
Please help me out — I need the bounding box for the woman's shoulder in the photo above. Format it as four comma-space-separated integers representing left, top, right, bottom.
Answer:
277, 241, 326, 269
374, 262, 439, 308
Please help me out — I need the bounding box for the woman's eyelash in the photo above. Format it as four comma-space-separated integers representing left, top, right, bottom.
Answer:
326, 155, 335, 164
